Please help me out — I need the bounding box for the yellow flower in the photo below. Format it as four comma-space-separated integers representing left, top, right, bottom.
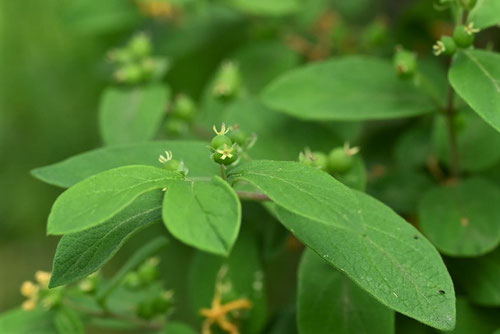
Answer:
20, 281, 38, 298
216, 144, 235, 160
21, 299, 37, 311
35, 271, 51, 287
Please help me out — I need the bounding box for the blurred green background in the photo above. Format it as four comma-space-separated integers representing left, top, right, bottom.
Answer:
0, 0, 106, 310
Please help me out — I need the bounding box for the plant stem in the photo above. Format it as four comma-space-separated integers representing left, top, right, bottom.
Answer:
220, 165, 227, 180
236, 191, 271, 202
444, 81, 460, 178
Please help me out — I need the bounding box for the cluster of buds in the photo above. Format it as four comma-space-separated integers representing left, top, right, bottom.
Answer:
20, 271, 56, 311
209, 123, 256, 167
108, 33, 169, 85
433, 22, 480, 56
299, 142, 360, 175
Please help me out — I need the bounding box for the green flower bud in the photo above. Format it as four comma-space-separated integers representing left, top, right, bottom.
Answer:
458, 0, 477, 10
433, 36, 456, 56
453, 24, 478, 48
393, 47, 417, 79
172, 94, 197, 121
213, 61, 241, 101
128, 33, 152, 59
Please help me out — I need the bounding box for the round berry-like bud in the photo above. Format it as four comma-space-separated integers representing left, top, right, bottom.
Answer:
213, 61, 241, 101
441, 36, 457, 55
165, 118, 189, 137
138, 259, 160, 284
124, 272, 142, 290
393, 48, 417, 79
228, 129, 248, 147
328, 147, 354, 174
162, 159, 180, 171
128, 33, 152, 59
172, 94, 196, 121
458, 0, 477, 10
213, 150, 238, 166
115, 64, 144, 84
211, 135, 233, 149
453, 25, 475, 48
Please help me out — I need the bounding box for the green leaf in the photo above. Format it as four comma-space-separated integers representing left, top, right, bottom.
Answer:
433, 111, 500, 172
448, 247, 500, 306
418, 178, 500, 257
228, 160, 455, 330
162, 177, 241, 256
47, 166, 182, 235
228, 0, 300, 16
234, 41, 300, 93
0, 309, 57, 334
298, 249, 395, 334
188, 229, 267, 334
262, 56, 435, 121
32, 141, 217, 188
163, 322, 197, 334
449, 50, 500, 132
468, 0, 500, 29
54, 308, 84, 334
99, 85, 170, 145
50, 191, 163, 288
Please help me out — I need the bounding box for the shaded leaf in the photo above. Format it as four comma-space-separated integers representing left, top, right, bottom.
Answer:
54, 308, 84, 334
262, 56, 435, 121
0, 309, 56, 334
418, 178, 500, 257
99, 85, 169, 145
448, 247, 500, 306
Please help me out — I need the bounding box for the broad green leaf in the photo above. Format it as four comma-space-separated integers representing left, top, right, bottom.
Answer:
298, 249, 395, 334
442, 298, 500, 334
228, 0, 300, 16
61, 0, 140, 34
162, 177, 241, 256
448, 247, 500, 306
32, 141, 217, 188
468, 0, 500, 29
418, 178, 500, 257
262, 56, 435, 121
0, 308, 57, 334
99, 85, 169, 145
47, 166, 182, 235
234, 41, 300, 93
394, 122, 433, 169
163, 322, 197, 334
54, 308, 84, 334
433, 111, 500, 171
449, 50, 500, 132
50, 191, 163, 288
228, 161, 455, 330
188, 229, 267, 334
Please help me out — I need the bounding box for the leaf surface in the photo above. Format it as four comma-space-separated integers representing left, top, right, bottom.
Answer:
262, 56, 435, 120
162, 177, 241, 256
418, 178, 500, 257
99, 85, 169, 145
298, 249, 394, 334
50, 191, 163, 287
228, 160, 455, 330
468, 0, 500, 29
47, 166, 182, 234
32, 141, 217, 188
449, 50, 500, 132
